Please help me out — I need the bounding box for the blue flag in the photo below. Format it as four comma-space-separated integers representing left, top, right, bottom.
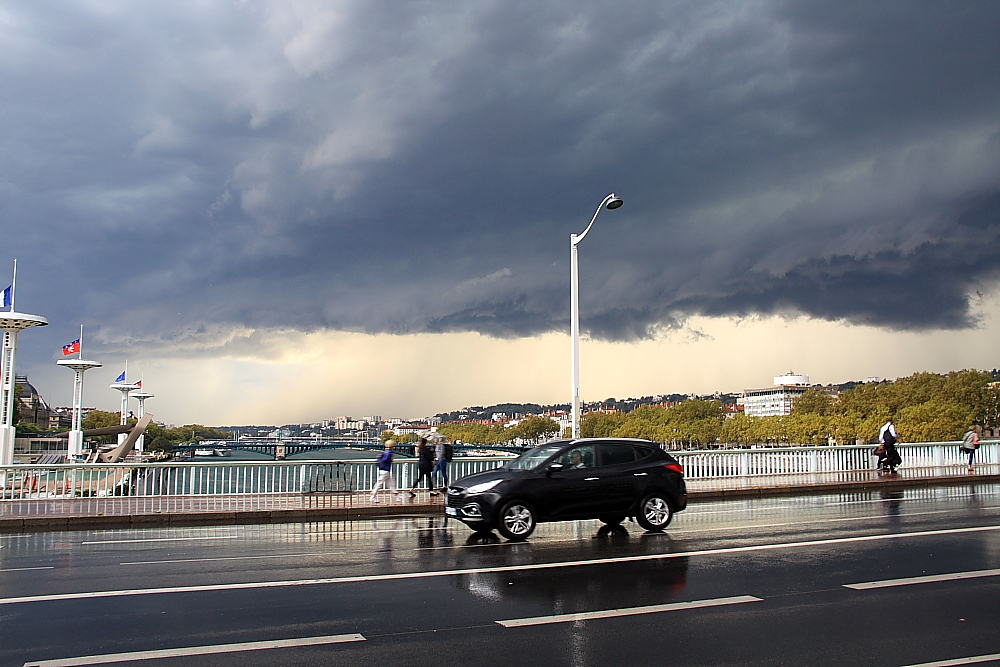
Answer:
1, 285, 10, 309
114, 370, 126, 383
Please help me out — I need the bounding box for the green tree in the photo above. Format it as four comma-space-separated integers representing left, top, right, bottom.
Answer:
512, 415, 559, 444
792, 388, 834, 416
12, 383, 21, 425
897, 400, 969, 442
82, 409, 124, 430
580, 411, 627, 438
785, 412, 830, 445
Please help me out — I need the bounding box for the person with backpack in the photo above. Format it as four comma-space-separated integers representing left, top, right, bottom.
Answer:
409, 437, 435, 498
433, 437, 453, 491
878, 419, 902, 473
370, 440, 401, 504
960, 426, 980, 472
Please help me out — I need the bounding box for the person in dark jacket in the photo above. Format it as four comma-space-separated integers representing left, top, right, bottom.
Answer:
878, 419, 902, 473
409, 437, 436, 497
433, 437, 451, 490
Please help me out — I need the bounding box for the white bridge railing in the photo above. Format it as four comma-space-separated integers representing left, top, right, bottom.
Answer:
673, 441, 997, 478
0, 441, 995, 500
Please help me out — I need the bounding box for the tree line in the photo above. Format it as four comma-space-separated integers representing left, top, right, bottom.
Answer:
435, 415, 561, 447
580, 369, 998, 448
79, 410, 231, 450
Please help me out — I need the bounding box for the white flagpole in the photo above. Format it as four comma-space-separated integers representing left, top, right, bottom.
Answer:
9, 259, 16, 312
79, 324, 84, 359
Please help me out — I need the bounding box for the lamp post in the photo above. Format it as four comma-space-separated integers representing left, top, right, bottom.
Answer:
110, 376, 140, 448
0, 312, 47, 464
57, 359, 102, 459
132, 390, 153, 454
571, 193, 623, 439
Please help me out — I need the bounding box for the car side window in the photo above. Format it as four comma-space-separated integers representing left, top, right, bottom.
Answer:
598, 443, 637, 466
553, 445, 595, 469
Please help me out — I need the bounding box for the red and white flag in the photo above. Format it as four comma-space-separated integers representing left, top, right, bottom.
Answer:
62, 339, 80, 356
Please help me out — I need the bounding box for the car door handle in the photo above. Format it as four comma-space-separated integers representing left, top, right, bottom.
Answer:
584, 477, 599, 481
633, 473, 648, 476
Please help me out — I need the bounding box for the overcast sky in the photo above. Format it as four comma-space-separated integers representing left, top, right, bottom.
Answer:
3, 1, 998, 424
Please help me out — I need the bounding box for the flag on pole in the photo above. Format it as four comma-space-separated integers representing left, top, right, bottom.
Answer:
1, 285, 10, 309
62, 339, 81, 356
136, 380, 142, 389
114, 370, 126, 383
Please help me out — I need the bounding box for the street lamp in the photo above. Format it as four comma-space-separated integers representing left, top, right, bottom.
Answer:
571, 193, 623, 438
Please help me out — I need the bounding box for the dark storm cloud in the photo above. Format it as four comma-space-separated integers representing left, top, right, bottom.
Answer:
2, 0, 999, 360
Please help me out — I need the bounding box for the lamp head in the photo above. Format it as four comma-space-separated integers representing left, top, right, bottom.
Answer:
606, 194, 624, 210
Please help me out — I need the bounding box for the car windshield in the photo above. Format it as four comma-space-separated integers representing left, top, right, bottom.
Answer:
506, 443, 565, 470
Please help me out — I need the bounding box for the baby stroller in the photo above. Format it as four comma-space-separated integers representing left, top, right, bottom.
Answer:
873, 443, 901, 473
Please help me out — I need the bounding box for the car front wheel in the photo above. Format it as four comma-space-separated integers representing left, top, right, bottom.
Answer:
496, 500, 536, 540
635, 493, 673, 531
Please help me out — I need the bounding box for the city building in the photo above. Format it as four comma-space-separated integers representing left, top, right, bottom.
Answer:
13, 436, 66, 463
739, 372, 812, 417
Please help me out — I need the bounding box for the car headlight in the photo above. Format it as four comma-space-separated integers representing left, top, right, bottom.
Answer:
466, 479, 503, 494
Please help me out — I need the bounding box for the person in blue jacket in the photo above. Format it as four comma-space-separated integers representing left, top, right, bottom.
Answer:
370, 440, 401, 504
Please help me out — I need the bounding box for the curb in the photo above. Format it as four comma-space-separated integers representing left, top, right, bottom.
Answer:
686, 472, 1000, 500
1, 473, 997, 534
0, 504, 444, 533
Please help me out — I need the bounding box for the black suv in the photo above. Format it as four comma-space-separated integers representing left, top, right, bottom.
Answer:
445, 438, 687, 539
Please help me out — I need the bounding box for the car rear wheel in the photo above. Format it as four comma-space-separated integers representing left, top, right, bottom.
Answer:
635, 493, 673, 531
496, 500, 536, 540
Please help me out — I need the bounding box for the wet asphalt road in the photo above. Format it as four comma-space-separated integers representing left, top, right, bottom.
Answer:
1, 485, 999, 667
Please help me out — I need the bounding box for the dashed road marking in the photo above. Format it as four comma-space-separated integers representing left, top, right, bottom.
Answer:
899, 652, 1000, 667
845, 568, 1000, 590
22, 633, 366, 666
496, 595, 761, 627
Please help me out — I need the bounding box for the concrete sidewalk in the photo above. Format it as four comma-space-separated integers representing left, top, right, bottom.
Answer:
1, 464, 998, 533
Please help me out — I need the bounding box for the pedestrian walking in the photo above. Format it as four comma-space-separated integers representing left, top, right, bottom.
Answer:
433, 437, 452, 490
960, 426, 980, 472
878, 419, 902, 473
370, 440, 401, 504
409, 437, 435, 497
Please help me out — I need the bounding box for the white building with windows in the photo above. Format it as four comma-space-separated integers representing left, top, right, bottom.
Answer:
739, 373, 812, 417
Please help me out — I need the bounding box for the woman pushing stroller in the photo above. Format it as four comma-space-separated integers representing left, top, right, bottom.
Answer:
875, 419, 902, 473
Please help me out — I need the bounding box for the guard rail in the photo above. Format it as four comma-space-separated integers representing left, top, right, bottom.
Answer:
0, 440, 995, 500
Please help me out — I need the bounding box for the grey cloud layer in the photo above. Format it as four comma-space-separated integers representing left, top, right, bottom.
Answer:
2, 0, 998, 359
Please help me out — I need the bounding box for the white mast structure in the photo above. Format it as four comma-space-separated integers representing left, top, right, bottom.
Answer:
132, 384, 153, 454
56, 325, 101, 460
0, 260, 48, 466
110, 361, 140, 448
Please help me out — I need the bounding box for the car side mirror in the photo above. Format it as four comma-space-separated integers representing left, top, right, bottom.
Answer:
547, 463, 565, 476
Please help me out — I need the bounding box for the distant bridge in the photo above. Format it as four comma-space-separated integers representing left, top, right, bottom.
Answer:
173, 438, 535, 459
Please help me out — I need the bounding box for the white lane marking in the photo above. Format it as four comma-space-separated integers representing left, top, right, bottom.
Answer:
21, 633, 366, 667
3, 524, 999, 606
414, 508, 999, 551
667, 508, 1000, 536
121, 552, 346, 566
0, 567, 54, 572
900, 652, 1000, 667
496, 595, 761, 627
82, 536, 240, 545
845, 568, 1000, 590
